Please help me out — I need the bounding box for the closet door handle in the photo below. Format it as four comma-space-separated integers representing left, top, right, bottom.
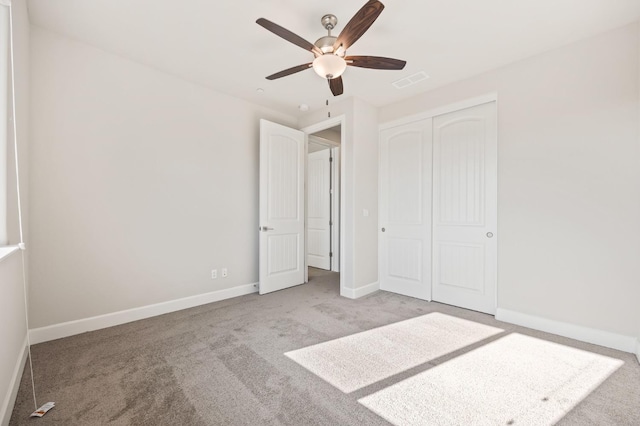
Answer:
381, 228, 386, 232
486, 232, 493, 238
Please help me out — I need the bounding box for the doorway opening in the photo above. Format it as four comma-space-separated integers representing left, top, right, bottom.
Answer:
304, 120, 343, 292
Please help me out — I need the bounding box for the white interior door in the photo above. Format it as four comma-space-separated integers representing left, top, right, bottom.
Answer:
432, 102, 497, 314
307, 149, 331, 270
379, 119, 432, 300
259, 119, 305, 294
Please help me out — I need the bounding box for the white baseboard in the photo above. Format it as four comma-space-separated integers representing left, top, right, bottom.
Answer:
1, 336, 28, 426
341, 281, 379, 299
496, 308, 637, 354
30, 283, 259, 344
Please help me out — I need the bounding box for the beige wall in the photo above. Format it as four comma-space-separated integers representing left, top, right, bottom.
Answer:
381, 23, 640, 338
5, 0, 28, 247
28, 27, 296, 328
351, 99, 379, 288
0, 1, 29, 423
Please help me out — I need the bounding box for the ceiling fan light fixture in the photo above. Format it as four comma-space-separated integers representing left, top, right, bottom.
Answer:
256, 1, 403, 96
312, 54, 347, 79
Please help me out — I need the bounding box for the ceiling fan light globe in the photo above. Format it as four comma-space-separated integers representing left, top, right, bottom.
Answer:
312, 54, 347, 79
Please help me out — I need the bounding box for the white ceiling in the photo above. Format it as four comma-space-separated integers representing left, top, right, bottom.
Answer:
27, 0, 640, 117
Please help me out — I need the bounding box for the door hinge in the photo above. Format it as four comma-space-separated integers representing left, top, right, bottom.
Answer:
329, 157, 333, 162
329, 220, 333, 226
329, 252, 333, 257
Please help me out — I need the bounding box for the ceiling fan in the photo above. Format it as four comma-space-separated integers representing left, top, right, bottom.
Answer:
256, 0, 406, 96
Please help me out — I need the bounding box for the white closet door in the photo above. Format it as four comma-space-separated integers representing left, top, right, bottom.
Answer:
307, 149, 331, 270
379, 119, 432, 300
432, 102, 497, 314
259, 120, 305, 294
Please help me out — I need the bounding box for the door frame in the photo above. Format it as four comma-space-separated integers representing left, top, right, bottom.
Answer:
330, 146, 340, 273
378, 93, 498, 310
301, 115, 346, 292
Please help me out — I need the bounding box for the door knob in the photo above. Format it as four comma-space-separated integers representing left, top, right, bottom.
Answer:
260, 226, 275, 232
381, 228, 386, 232
486, 232, 493, 238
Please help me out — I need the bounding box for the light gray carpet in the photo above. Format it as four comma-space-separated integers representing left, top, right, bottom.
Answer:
10, 268, 640, 425
285, 312, 503, 393
359, 333, 623, 425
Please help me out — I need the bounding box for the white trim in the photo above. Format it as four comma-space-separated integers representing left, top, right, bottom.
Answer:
340, 281, 379, 299
0, 245, 18, 263
30, 283, 258, 344
1, 335, 27, 426
340, 286, 353, 298
330, 146, 340, 273
304, 131, 309, 283
496, 308, 637, 354
301, 115, 345, 136
379, 93, 498, 130
637, 19, 640, 367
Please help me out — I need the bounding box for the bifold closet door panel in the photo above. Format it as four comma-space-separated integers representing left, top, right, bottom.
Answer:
379, 119, 433, 300
431, 102, 497, 314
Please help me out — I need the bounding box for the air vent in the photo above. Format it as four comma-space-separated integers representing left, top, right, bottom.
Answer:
392, 71, 429, 89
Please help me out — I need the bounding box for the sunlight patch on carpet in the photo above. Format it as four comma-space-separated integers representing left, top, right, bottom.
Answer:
285, 312, 503, 393
359, 333, 624, 426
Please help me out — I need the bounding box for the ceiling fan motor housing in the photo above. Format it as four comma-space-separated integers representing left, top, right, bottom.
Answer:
315, 35, 340, 55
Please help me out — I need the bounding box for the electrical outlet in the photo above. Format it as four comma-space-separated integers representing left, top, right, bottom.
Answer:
211, 269, 217, 279
222, 268, 228, 278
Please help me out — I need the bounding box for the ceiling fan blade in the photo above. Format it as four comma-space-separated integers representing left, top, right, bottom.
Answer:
329, 76, 344, 96
266, 63, 313, 80
332, 0, 384, 52
257, 18, 323, 56
345, 55, 406, 70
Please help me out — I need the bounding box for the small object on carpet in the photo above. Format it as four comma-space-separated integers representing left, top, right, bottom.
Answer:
30, 402, 55, 418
